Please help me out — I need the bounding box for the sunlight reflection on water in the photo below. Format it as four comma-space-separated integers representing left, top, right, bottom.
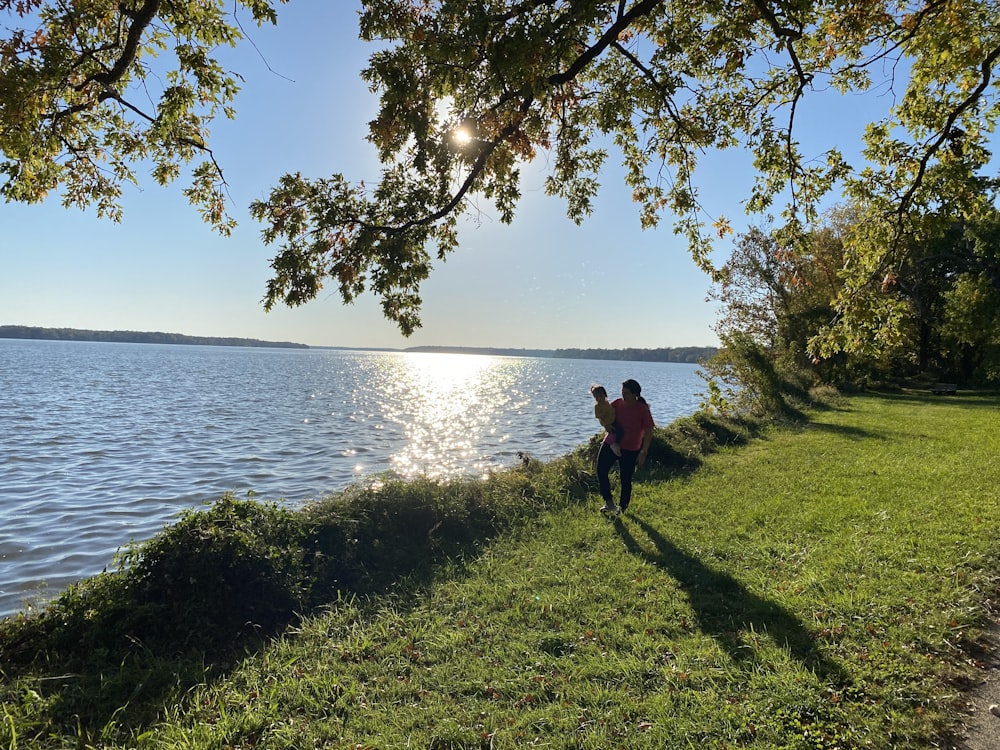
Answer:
381, 353, 518, 480
0, 340, 705, 617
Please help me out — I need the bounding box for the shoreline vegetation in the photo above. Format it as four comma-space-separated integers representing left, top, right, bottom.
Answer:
1, 325, 717, 362
0, 325, 309, 349
2, 390, 999, 748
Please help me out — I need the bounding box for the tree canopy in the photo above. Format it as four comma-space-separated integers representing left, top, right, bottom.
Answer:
3, 0, 999, 351
0, 0, 283, 230
706, 199, 1000, 404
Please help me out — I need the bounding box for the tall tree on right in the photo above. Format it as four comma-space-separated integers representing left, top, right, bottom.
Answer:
711, 198, 1000, 399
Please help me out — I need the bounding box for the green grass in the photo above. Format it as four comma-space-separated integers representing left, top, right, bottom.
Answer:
2, 392, 999, 748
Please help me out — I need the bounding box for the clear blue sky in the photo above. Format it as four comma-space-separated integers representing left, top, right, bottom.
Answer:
0, 3, 931, 350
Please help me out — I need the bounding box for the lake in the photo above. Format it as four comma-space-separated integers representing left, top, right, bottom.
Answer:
0, 339, 706, 618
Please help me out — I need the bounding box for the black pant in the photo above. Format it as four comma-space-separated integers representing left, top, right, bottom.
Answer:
597, 443, 640, 510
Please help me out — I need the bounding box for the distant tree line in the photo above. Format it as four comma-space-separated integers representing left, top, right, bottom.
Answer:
404, 345, 717, 362
551, 347, 717, 363
0, 326, 308, 349
404, 346, 554, 358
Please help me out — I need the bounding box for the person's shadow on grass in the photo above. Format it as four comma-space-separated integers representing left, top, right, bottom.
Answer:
615, 513, 848, 685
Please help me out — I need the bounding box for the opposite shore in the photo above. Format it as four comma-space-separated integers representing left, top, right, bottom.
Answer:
1, 325, 717, 362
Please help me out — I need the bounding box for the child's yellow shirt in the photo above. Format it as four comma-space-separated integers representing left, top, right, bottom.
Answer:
594, 401, 616, 428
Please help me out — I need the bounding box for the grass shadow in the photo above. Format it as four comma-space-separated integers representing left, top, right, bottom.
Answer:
856, 389, 1000, 410
799, 421, 887, 441
615, 513, 848, 685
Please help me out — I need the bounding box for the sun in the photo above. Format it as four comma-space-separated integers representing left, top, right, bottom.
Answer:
450, 125, 474, 147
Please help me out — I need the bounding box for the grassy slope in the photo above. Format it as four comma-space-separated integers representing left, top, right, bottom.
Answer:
4, 393, 1000, 748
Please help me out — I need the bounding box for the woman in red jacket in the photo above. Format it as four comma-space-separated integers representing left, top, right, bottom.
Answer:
597, 378, 654, 515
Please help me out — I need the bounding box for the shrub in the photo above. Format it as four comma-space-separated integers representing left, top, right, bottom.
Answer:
0, 495, 316, 673
699, 332, 821, 420
118, 495, 314, 646
300, 455, 596, 596
656, 411, 761, 468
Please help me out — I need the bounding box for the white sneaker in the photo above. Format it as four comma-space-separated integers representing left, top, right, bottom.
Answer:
600, 504, 619, 514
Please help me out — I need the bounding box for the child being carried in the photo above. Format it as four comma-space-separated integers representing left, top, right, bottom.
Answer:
590, 384, 624, 456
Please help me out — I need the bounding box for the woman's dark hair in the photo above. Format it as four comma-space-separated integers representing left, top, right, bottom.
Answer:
622, 379, 647, 404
